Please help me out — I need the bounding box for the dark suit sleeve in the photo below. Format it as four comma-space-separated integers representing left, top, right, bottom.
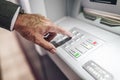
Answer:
0, 0, 20, 30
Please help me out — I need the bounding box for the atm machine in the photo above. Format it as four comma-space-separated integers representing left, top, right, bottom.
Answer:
26, 0, 120, 80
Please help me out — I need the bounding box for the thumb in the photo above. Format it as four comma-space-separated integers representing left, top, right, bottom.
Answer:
35, 33, 56, 54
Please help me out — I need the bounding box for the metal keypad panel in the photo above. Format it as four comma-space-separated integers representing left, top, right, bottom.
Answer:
83, 61, 113, 80
51, 27, 104, 60
63, 27, 103, 60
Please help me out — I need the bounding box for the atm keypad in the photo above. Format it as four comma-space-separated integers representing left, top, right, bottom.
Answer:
51, 27, 103, 60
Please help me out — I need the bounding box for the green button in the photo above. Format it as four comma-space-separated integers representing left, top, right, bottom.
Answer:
73, 52, 81, 58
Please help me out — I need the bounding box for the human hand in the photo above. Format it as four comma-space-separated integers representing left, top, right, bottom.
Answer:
14, 14, 71, 54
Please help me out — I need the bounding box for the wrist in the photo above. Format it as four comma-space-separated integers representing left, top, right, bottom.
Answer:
14, 14, 23, 31
14, 8, 24, 31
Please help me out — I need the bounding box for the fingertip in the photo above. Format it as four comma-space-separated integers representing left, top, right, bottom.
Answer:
56, 26, 73, 37
65, 31, 73, 37
35, 35, 57, 53
50, 48, 57, 54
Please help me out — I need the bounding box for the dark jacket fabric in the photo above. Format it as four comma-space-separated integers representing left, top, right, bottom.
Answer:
0, 0, 19, 30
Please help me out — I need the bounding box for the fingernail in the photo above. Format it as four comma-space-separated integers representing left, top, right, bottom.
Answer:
50, 48, 57, 54
67, 32, 73, 37
70, 33, 73, 37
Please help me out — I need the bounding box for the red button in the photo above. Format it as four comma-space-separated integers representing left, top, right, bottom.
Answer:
93, 41, 97, 45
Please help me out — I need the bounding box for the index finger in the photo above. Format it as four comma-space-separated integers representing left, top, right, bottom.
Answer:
50, 25, 72, 37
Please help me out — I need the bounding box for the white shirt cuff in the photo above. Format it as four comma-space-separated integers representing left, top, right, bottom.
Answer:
10, 7, 21, 31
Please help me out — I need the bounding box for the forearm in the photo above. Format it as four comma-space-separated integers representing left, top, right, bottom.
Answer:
0, 0, 19, 30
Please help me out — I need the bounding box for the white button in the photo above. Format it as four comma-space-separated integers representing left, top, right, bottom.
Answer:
76, 38, 80, 41
88, 67, 94, 72
76, 33, 81, 36
70, 42, 74, 45
80, 35, 85, 39
74, 32, 79, 35
92, 70, 98, 76
105, 74, 110, 78
102, 71, 106, 75
72, 30, 77, 34
96, 73, 101, 79
86, 66, 91, 69
99, 76, 104, 80
96, 67, 103, 73
90, 62, 95, 66
72, 36, 76, 39
75, 46, 88, 53
86, 45, 93, 49
65, 45, 69, 49
81, 42, 93, 49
